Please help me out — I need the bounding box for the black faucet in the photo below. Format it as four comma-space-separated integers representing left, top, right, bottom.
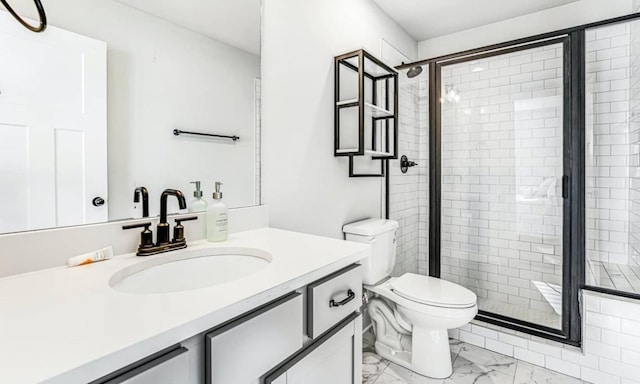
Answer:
123, 188, 196, 256
133, 186, 149, 218
157, 189, 187, 245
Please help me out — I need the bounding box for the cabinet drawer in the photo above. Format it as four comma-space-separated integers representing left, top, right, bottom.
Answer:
307, 264, 362, 338
205, 292, 303, 384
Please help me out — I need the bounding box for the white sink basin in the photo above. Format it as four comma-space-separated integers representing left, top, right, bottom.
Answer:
110, 247, 272, 294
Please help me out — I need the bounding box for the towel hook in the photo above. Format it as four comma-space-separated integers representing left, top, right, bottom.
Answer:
0, 0, 47, 33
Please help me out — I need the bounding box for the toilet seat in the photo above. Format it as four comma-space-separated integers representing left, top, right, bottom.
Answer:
390, 273, 477, 309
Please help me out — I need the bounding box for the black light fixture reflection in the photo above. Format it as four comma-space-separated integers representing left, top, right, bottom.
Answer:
0, 0, 47, 33
406, 65, 423, 78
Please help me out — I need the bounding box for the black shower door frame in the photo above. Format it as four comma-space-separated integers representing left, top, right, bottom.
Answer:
429, 35, 582, 346
393, 11, 640, 347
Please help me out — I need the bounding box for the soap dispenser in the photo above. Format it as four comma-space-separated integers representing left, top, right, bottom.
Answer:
188, 181, 208, 213
206, 181, 228, 242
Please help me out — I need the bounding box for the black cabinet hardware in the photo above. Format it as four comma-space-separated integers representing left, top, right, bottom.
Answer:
329, 289, 355, 308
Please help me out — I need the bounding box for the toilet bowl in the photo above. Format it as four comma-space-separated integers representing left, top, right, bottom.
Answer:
343, 219, 478, 379
366, 274, 477, 378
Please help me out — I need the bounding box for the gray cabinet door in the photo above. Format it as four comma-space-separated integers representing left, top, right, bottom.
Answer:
102, 347, 189, 384
266, 313, 362, 384
206, 292, 304, 384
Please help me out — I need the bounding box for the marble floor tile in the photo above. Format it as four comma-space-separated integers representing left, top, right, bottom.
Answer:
363, 351, 390, 384
449, 339, 463, 360
383, 362, 445, 384
364, 339, 587, 384
373, 372, 409, 384
443, 356, 515, 384
455, 343, 517, 376
514, 361, 587, 384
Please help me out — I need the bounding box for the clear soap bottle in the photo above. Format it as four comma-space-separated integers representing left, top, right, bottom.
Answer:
188, 181, 208, 213
206, 181, 228, 242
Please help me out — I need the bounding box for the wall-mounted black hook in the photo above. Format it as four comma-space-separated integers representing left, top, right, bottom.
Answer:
400, 155, 418, 174
0, 0, 47, 33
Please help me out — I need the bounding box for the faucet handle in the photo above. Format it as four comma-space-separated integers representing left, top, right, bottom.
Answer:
173, 216, 198, 243
123, 222, 154, 249
175, 216, 198, 225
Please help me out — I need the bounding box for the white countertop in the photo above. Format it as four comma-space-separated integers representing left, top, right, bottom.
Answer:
0, 227, 370, 384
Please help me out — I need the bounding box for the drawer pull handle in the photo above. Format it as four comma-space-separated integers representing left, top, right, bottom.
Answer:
329, 289, 355, 308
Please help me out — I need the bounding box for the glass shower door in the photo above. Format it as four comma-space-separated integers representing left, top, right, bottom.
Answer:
438, 41, 566, 330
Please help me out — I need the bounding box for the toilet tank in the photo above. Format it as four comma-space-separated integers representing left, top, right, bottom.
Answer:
343, 218, 399, 285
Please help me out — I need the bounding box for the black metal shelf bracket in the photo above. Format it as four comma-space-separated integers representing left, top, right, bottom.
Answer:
173, 129, 239, 142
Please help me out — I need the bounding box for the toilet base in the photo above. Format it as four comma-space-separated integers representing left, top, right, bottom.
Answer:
411, 327, 452, 378
368, 298, 454, 379
373, 340, 412, 369
373, 327, 452, 379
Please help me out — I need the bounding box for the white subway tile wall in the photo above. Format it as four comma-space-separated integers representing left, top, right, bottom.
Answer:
389, 66, 429, 277
631, 18, 640, 275
418, 80, 429, 276
439, 43, 565, 328
448, 292, 640, 384
586, 20, 640, 293
586, 23, 632, 267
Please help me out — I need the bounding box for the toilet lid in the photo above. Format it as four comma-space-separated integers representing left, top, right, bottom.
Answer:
390, 274, 477, 308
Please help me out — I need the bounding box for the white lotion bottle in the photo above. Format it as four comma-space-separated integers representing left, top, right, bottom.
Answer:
188, 181, 208, 213
206, 181, 228, 242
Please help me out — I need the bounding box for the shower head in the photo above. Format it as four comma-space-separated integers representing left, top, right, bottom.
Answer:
406, 65, 423, 78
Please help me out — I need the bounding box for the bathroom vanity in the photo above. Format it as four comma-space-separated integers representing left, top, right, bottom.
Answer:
0, 228, 369, 384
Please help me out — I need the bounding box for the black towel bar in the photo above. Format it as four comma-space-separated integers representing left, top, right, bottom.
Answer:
173, 129, 239, 142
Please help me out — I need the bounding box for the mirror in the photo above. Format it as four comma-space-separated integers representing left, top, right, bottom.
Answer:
0, 0, 261, 234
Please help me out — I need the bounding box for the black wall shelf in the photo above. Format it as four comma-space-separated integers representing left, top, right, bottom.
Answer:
334, 49, 398, 177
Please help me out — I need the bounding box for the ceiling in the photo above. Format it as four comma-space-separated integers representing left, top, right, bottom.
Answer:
372, 0, 581, 41
114, 0, 261, 55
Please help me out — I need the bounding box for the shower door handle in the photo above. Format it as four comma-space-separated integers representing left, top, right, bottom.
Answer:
562, 175, 569, 199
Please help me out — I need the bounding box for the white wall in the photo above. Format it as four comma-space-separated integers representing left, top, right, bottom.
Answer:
418, 0, 634, 59
5, 0, 260, 219
261, 0, 417, 239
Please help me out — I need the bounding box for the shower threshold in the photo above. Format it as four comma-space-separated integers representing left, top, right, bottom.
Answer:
477, 298, 561, 330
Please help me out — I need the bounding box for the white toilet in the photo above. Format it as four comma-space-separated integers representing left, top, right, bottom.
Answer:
343, 218, 478, 379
